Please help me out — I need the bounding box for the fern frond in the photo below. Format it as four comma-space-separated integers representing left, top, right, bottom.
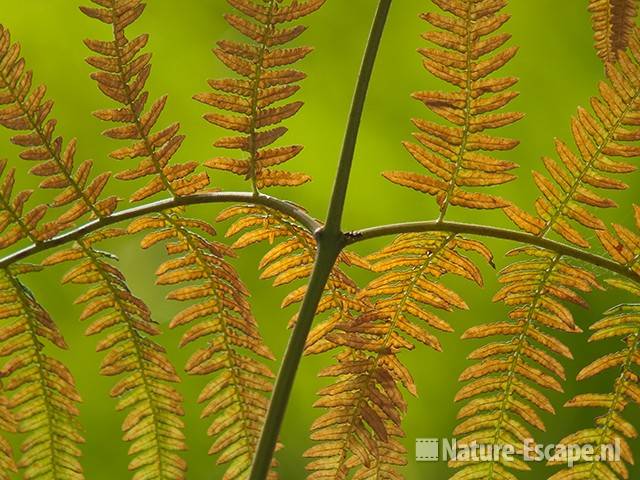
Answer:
550, 207, 640, 479
452, 246, 601, 479
589, 0, 639, 64
0, 381, 16, 480
0, 25, 118, 226
81, 0, 210, 202
307, 233, 493, 480
42, 229, 186, 480
128, 209, 277, 479
551, 285, 640, 479
505, 27, 640, 248
0, 265, 84, 479
0, 158, 58, 250
385, 0, 522, 215
196, 0, 325, 191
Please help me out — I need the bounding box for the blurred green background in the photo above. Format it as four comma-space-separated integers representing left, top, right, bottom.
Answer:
1, 0, 639, 478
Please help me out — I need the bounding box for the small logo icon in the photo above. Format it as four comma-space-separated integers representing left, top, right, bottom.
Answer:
416, 438, 439, 462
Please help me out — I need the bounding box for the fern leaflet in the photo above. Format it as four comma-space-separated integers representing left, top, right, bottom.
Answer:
196, 0, 325, 191
338, 232, 493, 480
589, 0, 639, 64
551, 207, 640, 480
1, 265, 84, 479
0, 25, 118, 225
0, 380, 16, 480
384, 0, 522, 215
81, 0, 210, 202
452, 247, 600, 479
43, 229, 187, 480
505, 27, 640, 248
129, 209, 278, 480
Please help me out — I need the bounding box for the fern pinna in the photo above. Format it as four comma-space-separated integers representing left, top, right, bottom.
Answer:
550, 207, 640, 480
385, 0, 522, 217
0, 159, 82, 479
589, 0, 639, 64
81, 0, 210, 202
347, 233, 494, 479
128, 210, 278, 480
196, 0, 325, 191
1, 0, 640, 479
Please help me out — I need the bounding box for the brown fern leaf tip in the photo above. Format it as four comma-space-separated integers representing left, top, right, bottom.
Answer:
0, 265, 84, 479
196, 0, 325, 191
302, 233, 494, 480
589, 0, 639, 65
42, 229, 187, 480
81, 0, 210, 202
0, 25, 118, 226
453, 246, 601, 480
0, 158, 60, 250
549, 209, 640, 479
385, 0, 522, 214
128, 209, 278, 480
506, 27, 640, 248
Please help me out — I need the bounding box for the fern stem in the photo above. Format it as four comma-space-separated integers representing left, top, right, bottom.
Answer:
251, 2, 392, 478
0, 192, 321, 269
249, 242, 340, 480
324, 0, 392, 235
347, 220, 640, 284
0, 194, 638, 283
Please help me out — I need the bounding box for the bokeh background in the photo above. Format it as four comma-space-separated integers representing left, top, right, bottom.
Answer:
1, 0, 639, 478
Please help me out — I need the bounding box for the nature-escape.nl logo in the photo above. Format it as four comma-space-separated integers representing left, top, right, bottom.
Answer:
415, 438, 622, 467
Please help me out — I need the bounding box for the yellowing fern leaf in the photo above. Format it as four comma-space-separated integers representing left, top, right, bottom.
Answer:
0, 25, 119, 226
551, 208, 640, 480
81, 0, 210, 202
0, 381, 16, 480
551, 292, 640, 480
589, 0, 639, 64
505, 27, 640, 248
43, 229, 187, 480
315, 232, 493, 480
385, 0, 522, 216
196, 0, 325, 191
128, 209, 278, 480
452, 246, 601, 480
0, 265, 84, 479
